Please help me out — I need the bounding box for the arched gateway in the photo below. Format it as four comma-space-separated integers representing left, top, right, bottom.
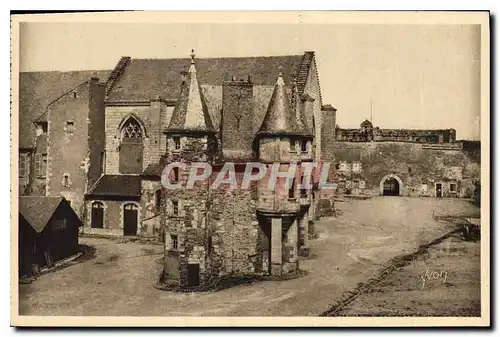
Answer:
380, 174, 403, 196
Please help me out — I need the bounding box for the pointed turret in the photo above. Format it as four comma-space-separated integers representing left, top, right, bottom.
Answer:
257, 69, 303, 137
166, 49, 215, 134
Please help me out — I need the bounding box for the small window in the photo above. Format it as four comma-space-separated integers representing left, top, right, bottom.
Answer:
19, 153, 28, 178
172, 200, 179, 215
63, 174, 70, 187
35, 153, 47, 178
450, 183, 457, 192
288, 178, 296, 199
53, 219, 67, 231
290, 139, 297, 153
300, 176, 307, 198
173, 137, 181, 150
100, 152, 105, 174
73, 92, 77, 99
171, 234, 179, 250
408, 167, 412, 174
173, 167, 179, 182
155, 189, 162, 212
300, 140, 307, 153
66, 121, 75, 134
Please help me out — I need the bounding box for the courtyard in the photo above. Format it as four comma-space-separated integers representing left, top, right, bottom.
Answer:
18, 197, 480, 317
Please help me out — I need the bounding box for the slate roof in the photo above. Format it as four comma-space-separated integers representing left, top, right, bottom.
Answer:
19, 196, 74, 233
257, 72, 303, 137
86, 175, 142, 197
106, 54, 305, 102
166, 52, 216, 134
19, 70, 110, 149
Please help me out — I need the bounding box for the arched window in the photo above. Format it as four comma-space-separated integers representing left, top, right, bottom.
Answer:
91, 202, 104, 228
119, 117, 144, 174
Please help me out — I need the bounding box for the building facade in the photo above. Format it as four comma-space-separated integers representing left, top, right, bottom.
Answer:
158, 51, 335, 289
333, 120, 480, 198
81, 50, 336, 242
19, 71, 109, 217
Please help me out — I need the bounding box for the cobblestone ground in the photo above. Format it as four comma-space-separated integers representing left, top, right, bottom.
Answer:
18, 197, 480, 316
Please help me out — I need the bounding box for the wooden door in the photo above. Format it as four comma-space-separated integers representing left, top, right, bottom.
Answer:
123, 203, 138, 236
187, 263, 200, 287
91, 202, 104, 228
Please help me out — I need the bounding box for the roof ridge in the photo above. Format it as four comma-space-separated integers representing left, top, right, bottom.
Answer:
106, 56, 131, 97
129, 54, 304, 61
44, 80, 89, 110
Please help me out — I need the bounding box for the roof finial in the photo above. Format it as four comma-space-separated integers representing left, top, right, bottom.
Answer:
190, 49, 196, 64
278, 65, 283, 77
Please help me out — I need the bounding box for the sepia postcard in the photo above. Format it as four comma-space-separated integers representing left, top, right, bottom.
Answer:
10, 11, 490, 327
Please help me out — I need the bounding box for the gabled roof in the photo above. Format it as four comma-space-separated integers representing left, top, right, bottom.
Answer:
257, 72, 303, 137
19, 196, 78, 233
166, 51, 215, 134
19, 70, 110, 149
86, 175, 142, 198
106, 54, 305, 102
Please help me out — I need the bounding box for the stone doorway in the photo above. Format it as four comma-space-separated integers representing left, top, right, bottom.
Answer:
380, 174, 403, 196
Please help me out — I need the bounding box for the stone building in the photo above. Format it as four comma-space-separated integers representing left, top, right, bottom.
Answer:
154, 50, 335, 288
19, 71, 109, 216
81, 50, 336, 242
333, 119, 480, 198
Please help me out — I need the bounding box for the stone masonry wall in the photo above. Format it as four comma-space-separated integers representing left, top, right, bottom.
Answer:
333, 141, 480, 198
46, 82, 91, 217
104, 102, 173, 174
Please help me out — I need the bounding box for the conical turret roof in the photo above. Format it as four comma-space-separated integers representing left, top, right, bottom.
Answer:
257, 70, 303, 137
166, 50, 215, 134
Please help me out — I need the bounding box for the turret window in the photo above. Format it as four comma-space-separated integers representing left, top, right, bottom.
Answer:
300, 140, 307, 153
173, 136, 181, 150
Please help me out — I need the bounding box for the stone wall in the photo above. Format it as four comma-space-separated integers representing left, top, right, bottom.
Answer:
104, 102, 174, 174
140, 179, 163, 240
46, 81, 92, 217
333, 141, 480, 198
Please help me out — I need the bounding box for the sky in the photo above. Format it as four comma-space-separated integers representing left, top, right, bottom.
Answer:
19, 22, 481, 140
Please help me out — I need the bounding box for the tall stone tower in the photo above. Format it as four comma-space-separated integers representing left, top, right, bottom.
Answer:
162, 50, 218, 288
255, 70, 313, 276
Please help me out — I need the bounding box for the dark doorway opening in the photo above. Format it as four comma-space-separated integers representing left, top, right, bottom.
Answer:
383, 178, 400, 196
123, 203, 138, 236
91, 202, 104, 228
187, 263, 200, 287
436, 183, 443, 198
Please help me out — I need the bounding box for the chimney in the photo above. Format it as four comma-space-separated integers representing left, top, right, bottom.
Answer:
221, 75, 254, 152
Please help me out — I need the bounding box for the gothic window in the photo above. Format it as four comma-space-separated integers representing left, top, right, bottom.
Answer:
119, 117, 144, 174
121, 118, 143, 139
